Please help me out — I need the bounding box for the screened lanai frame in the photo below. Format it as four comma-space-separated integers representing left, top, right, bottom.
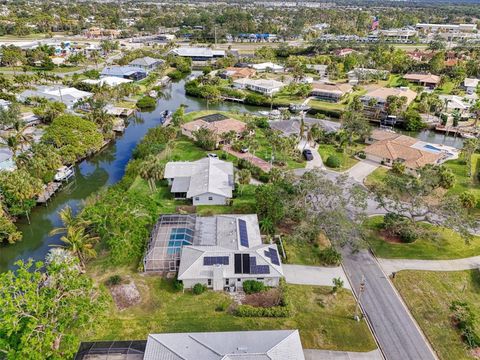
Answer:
143, 214, 197, 273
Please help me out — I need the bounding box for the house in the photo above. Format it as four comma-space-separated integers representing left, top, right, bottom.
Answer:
164, 157, 234, 205
221, 67, 256, 80
347, 68, 389, 85
403, 73, 441, 89
333, 48, 355, 57
250, 62, 284, 73
129, 56, 165, 72
463, 78, 479, 95
306, 64, 328, 78
75, 330, 305, 360
17, 86, 92, 110
360, 87, 418, 109
143, 213, 284, 290
364, 129, 451, 172
82, 76, 132, 87
269, 117, 340, 137
233, 78, 285, 95
170, 47, 226, 61
407, 51, 435, 62
310, 82, 352, 102
438, 95, 472, 114
181, 113, 247, 147
100, 66, 147, 81
83, 27, 121, 39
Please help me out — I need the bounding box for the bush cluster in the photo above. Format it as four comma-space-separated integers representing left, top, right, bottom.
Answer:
326, 155, 341, 168
450, 301, 480, 348
137, 96, 157, 109
192, 283, 207, 295
318, 246, 342, 266
382, 213, 418, 243
105, 274, 122, 286
242, 280, 266, 294
235, 304, 291, 317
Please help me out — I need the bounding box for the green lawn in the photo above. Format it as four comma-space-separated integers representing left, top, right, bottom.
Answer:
386, 74, 405, 88
363, 167, 388, 187
196, 184, 257, 215
81, 268, 376, 352
435, 81, 457, 95
283, 233, 331, 266
170, 137, 208, 161
366, 216, 480, 260
443, 156, 480, 200
318, 144, 359, 171
394, 270, 480, 360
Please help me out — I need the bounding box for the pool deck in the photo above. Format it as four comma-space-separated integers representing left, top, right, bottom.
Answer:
411, 140, 459, 161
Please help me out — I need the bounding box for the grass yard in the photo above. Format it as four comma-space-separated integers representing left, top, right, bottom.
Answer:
363, 166, 388, 187
366, 216, 480, 260
169, 137, 207, 161
283, 232, 331, 266
443, 157, 480, 200
318, 144, 359, 171
81, 266, 377, 352
394, 270, 480, 360
196, 184, 257, 216
435, 81, 457, 95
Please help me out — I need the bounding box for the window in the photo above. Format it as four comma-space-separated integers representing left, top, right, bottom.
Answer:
208, 196, 213, 201
237, 278, 241, 282
225, 279, 229, 285
257, 278, 264, 280
195, 197, 199, 201
207, 279, 212, 286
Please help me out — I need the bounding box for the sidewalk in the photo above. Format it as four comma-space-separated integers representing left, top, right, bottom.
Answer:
304, 349, 383, 360
378, 255, 480, 275
283, 264, 351, 290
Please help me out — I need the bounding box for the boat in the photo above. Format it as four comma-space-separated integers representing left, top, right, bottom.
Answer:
54, 165, 75, 182
461, 132, 477, 139
289, 104, 311, 113
149, 90, 158, 98
160, 110, 173, 124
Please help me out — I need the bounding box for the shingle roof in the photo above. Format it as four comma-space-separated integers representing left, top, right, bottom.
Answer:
144, 330, 304, 360
403, 73, 441, 84
182, 118, 246, 136
310, 82, 352, 96
101, 65, 146, 77
164, 157, 234, 198
362, 87, 417, 105
129, 56, 164, 67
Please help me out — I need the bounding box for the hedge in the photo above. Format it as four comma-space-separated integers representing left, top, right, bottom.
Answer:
235, 304, 291, 317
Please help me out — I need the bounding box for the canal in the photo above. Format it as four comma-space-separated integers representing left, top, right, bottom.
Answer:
0, 74, 464, 272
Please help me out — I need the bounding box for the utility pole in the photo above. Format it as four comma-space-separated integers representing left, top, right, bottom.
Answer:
354, 275, 366, 322
214, 26, 217, 47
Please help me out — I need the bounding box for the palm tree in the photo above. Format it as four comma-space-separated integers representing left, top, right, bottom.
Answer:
140, 155, 165, 193
53, 225, 98, 269
1, 121, 33, 163
49, 205, 90, 237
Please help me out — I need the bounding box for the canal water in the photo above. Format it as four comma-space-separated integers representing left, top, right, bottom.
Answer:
0, 75, 464, 272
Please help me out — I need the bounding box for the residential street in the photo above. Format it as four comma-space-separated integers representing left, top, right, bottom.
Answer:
378, 255, 480, 275
283, 264, 351, 289
342, 249, 437, 360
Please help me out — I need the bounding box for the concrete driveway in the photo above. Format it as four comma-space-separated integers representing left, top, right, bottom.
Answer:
283, 264, 351, 290
346, 160, 379, 183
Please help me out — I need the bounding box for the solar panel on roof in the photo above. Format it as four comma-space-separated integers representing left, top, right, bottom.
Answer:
251, 265, 270, 274
197, 113, 229, 123
264, 248, 280, 266
234, 254, 242, 274
203, 256, 229, 266
238, 219, 249, 247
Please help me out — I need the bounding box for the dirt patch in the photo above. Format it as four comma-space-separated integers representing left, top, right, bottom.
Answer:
176, 205, 196, 214
110, 281, 142, 310
470, 348, 480, 359
242, 288, 282, 307
378, 229, 403, 244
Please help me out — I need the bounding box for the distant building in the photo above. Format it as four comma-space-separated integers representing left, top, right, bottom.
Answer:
169, 47, 226, 61
306, 64, 328, 78
82, 76, 132, 87
221, 67, 257, 80
378, 28, 418, 42
75, 330, 305, 360
129, 56, 165, 72
415, 23, 477, 33
83, 27, 121, 39
100, 66, 147, 81
463, 78, 479, 95
233, 78, 285, 95
347, 68, 389, 85
360, 87, 418, 109
333, 48, 355, 57
269, 117, 340, 137
164, 157, 234, 205
403, 73, 441, 89
17, 86, 92, 110
250, 62, 284, 73
310, 82, 352, 102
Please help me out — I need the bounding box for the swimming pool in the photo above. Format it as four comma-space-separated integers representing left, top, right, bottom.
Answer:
423, 144, 442, 153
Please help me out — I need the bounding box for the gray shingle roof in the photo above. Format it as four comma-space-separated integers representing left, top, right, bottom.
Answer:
144, 330, 304, 360
129, 56, 164, 67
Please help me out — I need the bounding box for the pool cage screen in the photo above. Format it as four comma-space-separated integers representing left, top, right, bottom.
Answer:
74, 340, 146, 360
143, 214, 196, 273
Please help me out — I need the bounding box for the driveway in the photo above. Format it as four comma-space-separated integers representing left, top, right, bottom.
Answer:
224, 145, 272, 172
346, 160, 379, 183
283, 264, 351, 290
304, 349, 383, 360
298, 141, 325, 170
342, 248, 437, 360
378, 255, 480, 275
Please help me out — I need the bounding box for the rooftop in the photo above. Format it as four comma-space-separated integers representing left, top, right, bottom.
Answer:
362, 87, 417, 105
129, 56, 164, 67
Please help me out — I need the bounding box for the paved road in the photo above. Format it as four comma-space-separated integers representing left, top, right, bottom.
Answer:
283, 264, 351, 289
342, 249, 437, 360
378, 255, 480, 275
304, 349, 383, 360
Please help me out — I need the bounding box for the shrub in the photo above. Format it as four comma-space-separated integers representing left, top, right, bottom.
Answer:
105, 275, 122, 286
137, 96, 157, 109
318, 246, 342, 266
235, 304, 291, 317
168, 70, 184, 80
326, 155, 341, 168
192, 283, 207, 295
173, 278, 184, 292
450, 301, 480, 348
460, 191, 477, 209
398, 226, 418, 243
242, 280, 266, 294
357, 151, 366, 159
383, 213, 418, 243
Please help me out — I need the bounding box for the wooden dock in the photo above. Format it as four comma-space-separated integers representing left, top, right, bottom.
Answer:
37, 182, 62, 204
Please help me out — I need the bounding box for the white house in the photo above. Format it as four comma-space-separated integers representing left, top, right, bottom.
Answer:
233, 78, 285, 95
164, 157, 234, 205
250, 62, 284, 73
129, 56, 165, 72
17, 86, 92, 110
170, 47, 225, 61
82, 76, 133, 87
463, 78, 479, 95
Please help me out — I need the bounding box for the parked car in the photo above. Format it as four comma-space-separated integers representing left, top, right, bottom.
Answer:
240, 147, 249, 153
207, 153, 218, 158
303, 149, 313, 161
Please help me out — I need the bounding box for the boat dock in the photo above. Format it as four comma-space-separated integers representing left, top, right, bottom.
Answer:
37, 182, 62, 204
435, 125, 480, 138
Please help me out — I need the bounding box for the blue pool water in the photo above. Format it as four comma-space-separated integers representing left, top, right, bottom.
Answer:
423, 144, 442, 153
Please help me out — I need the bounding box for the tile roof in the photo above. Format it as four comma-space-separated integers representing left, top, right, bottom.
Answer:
362, 87, 417, 105
403, 73, 441, 84
182, 118, 246, 136
311, 82, 352, 96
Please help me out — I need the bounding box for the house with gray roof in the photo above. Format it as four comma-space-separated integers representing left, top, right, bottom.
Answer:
143, 213, 284, 290
170, 47, 226, 61
75, 330, 305, 360
101, 65, 147, 81
164, 157, 234, 205
269, 117, 340, 137
17, 86, 92, 110
129, 56, 165, 72
144, 330, 304, 360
